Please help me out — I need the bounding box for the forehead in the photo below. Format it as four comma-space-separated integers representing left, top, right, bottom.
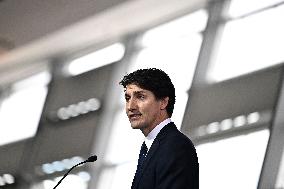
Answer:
125, 84, 151, 94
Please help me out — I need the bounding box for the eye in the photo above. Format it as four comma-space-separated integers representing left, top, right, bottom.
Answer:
125, 95, 130, 102
138, 94, 145, 100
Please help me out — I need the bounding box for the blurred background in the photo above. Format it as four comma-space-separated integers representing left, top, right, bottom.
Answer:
0, 0, 284, 188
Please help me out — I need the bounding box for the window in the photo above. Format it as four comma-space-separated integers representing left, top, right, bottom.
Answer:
207, 2, 284, 82
130, 9, 208, 128
97, 9, 208, 189
104, 110, 144, 164
0, 71, 50, 146
97, 162, 136, 189
197, 129, 269, 189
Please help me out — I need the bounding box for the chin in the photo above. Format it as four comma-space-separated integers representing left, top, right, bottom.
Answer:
131, 126, 139, 130
131, 124, 141, 129
130, 122, 145, 130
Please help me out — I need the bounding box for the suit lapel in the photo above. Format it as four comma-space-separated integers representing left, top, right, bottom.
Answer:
133, 122, 176, 188
133, 139, 160, 189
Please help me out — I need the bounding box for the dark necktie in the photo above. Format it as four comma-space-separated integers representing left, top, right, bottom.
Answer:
137, 142, 148, 169
131, 142, 148, 188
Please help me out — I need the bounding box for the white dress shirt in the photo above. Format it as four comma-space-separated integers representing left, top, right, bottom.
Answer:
144, 118, 172, 152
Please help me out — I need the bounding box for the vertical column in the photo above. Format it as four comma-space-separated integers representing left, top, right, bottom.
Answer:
87, 34, 138, 189
258, 69, 284, 188
190, 0, 229, 88
181, 0, 230, 134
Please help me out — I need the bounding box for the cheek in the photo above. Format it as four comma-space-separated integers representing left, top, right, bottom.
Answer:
141, 103, 160, 117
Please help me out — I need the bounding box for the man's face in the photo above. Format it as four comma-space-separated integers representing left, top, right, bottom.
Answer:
124, 84, 164, 134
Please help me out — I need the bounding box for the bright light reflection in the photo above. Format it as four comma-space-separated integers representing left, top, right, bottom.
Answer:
12, 71, 51, 90
71, 156, 84, 165
78, 171, 91, 182
196, 125, 207, 136
105, 109, 144, 164
141, 9, 208, 46
109, 162, 136, 189
0, 72, 49, 145
197, 129, 269, 189
67, 43, 125, 76
234, 115, 246, 127
0, 177, 4, 186
220, 119, 233, 130
43, 174, 87, 189
207, 122, 219, 134
132, 35, 202, 90
208, 5, 284, 82
97, 162, 136, 189
130, 35, 202, 128
52, 161, 65, 172
276, 147, 284, 188
96, 168, 114, 189
62, 159, 73, 169
3, 174, 14, 184
42, 163, 54, 174
247, 112, 260, 124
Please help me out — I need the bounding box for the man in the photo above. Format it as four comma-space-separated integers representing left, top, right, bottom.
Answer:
119, 68, 199, 189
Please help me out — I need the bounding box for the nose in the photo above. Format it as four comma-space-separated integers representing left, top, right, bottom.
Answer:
127, 98, 137, 111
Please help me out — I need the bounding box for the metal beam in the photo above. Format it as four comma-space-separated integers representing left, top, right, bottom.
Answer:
181, 0, 229, 134
258, 68, 284, 188
87, 34, 138, 189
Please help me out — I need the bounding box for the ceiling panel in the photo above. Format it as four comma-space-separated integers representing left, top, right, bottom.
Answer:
182, 64, 283, 136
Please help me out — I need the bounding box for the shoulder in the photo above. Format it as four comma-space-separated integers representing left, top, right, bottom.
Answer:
154, 123, 199, 179
157, 123, 198, 160
159, 122, 195, 146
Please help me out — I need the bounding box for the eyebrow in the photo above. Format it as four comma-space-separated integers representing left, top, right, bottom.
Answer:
125, 90, 147, 96
134, 91, 146, 95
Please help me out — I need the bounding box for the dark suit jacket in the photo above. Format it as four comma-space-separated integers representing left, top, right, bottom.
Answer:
131, 122, 199, 189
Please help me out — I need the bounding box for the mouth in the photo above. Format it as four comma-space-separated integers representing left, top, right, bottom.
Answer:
128, 114, 142, 120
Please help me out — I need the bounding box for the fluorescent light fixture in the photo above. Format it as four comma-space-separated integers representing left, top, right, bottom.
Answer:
0, 174, 15, 186
41, 156, 85, 175
67, 43, 125, 76
55, 98, 101, 121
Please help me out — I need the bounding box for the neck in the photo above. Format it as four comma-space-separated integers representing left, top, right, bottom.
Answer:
141, 114, 169, 136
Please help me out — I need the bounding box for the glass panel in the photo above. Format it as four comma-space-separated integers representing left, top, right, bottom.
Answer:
96, 168, 115, 189
276, 145, 284, 188
130, 34, 203, 128
141, 9, 208, 47
109, 162, 136, 189
128, 10, 208, 129
208, 4, 284, 82
104, 109, 144, 164
228, 0, 283, 18
98, 9, 208, 189
197, 129, 269, 189
0, 72, 50, 145
97, 162, 136, 189
40, 172, 89, 189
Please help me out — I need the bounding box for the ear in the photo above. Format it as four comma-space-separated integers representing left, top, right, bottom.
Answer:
160, 97, 169, 110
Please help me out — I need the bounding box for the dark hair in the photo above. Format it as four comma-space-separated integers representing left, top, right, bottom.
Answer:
119, 68, 175, 117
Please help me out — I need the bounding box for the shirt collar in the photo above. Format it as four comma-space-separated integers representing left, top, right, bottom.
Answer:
144, 118, 172, 150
